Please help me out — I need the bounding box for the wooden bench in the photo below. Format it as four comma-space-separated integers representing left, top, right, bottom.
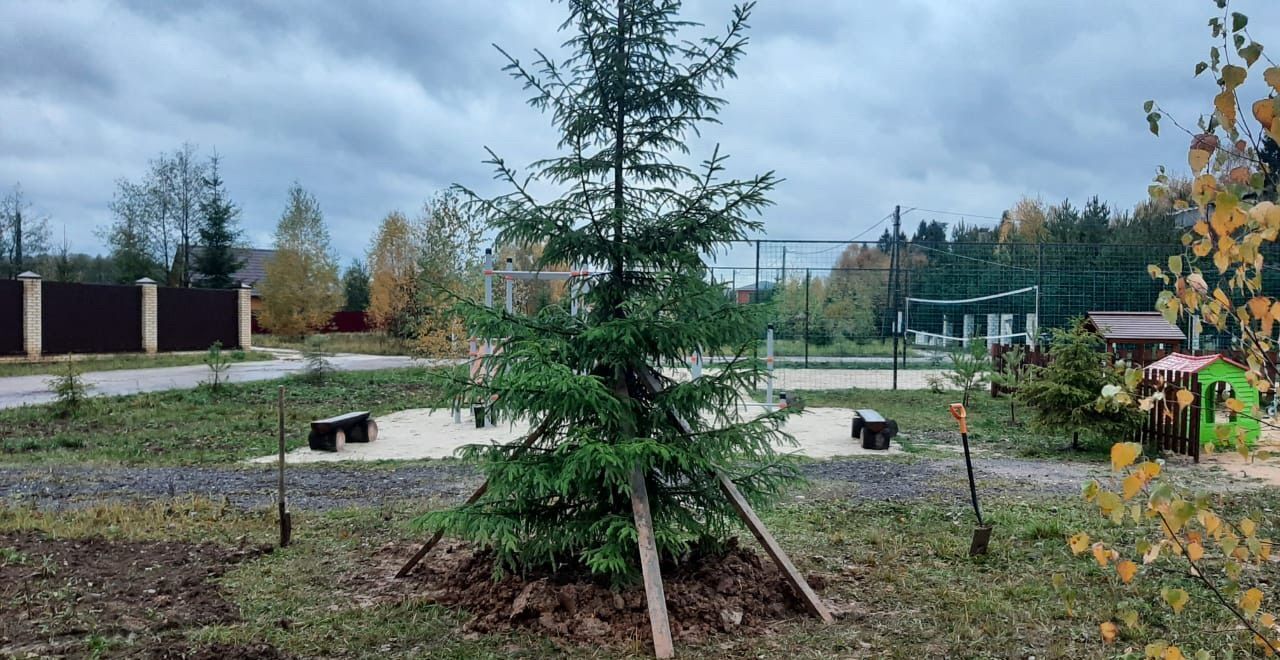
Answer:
850, 409, 897, 450
308, 411, 378, 452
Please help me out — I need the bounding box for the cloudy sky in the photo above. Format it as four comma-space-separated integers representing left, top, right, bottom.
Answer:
3, 0, 1279, 267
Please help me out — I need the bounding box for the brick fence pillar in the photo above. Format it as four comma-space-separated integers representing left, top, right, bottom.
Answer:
18, 271, 41, 359
137, 278, 158, 354
238, 284, 253, 349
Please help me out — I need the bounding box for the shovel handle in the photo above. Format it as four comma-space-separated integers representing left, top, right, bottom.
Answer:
949, 403, 968, 434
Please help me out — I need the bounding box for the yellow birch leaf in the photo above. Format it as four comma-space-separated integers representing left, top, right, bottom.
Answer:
1168, 255, 1183, 275
1100, 620, 1118, 644
1112, 442, 1142, 470
1188, 541, 1205, 562
1163, 647, 1185, 660
1144, 540, 1163, 564
1227, 398, 1246, 413
1092, 542, 1112, 567
1069, 532, 1090, 555
1217, 90, 1238, 128
1140, 461, 1162, 479
1201, 510, 1222, 536
1216, 249, 1231, 273
1250, 297, 1272, 320
1214, 288, 1232, 307
1148, 264, 1163, 279
1242, 587, 1265, 616
1266, 66, 1280, 93
1193, 219, 1211, 236
1097, 491, 1122, 515
1243, 518, 1258, 537
1176, 389, 1195, 407
1123, 473, 1144, 500
1162, 587, 1190, 614
1262, 613, 1276, 628
1116, 560, 1137, 584
1189, 148, 1210, 172
1193, 238, 1213, 257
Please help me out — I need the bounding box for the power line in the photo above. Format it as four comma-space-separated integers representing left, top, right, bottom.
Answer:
849, 209, 905, 242
904, 207, 1005, 223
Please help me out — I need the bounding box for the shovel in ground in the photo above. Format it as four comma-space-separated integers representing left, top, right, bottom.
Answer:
949, 403, 991, 556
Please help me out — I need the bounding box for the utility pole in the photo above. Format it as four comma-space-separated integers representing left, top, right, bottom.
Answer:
889, 205, 901, 390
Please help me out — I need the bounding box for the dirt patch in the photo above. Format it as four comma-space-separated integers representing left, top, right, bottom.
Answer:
134, 641, 292, 659
0, 532, 274, 658
352, 540, 818, 649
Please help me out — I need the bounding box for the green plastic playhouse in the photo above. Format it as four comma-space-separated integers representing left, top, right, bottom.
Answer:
1145, 353, 1261, 447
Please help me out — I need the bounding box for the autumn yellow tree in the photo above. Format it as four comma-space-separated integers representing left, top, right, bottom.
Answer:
366, 211, 421, 338
1075, 3, 1280, 656
415, 190, 486, 357
257, 184, 343, 337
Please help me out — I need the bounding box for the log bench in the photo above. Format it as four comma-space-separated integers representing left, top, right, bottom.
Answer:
308, 411, 379, 452
850, 408, 897, 451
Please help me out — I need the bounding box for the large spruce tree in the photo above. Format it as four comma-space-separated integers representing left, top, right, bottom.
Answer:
422, 0, 796, 582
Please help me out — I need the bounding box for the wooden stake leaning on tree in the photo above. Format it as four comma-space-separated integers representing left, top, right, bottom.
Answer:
394, 418, 554, 578
630, 466, 675, 659
636, 368, 834, 624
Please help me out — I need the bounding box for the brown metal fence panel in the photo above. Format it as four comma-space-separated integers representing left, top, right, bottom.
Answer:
989, 344, 1050, 397
41, 281, 143, 354
1134, 368, 1200, 462
0, 280, 22, 355
157, 287, 239, 351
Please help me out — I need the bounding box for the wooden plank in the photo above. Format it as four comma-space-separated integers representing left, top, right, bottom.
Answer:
635, 367, 834, 625
630, 466, 675, 659
718, 473, 835, 623
395, 420, 552, 578
395, 482, 489, 578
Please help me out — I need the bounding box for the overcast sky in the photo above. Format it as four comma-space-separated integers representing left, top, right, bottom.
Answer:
3, 0, 1279, 267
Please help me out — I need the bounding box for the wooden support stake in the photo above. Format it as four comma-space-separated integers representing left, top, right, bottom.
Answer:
395, 482, 488, 578
278, 386, 292, 548
630, 466, 675, 659
395, 420, 552, 578
636, 367, 833, 624
716, 474, 833, 623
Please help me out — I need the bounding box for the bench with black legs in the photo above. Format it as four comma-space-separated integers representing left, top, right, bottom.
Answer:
851, 408, 898, 451
308, 411, 379, 452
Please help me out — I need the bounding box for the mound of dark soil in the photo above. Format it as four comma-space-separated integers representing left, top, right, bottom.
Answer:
399, 539, 817, 646
0, 531, 273, 657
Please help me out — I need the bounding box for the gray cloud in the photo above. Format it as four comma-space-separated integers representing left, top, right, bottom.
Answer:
1, 0, 1277, 267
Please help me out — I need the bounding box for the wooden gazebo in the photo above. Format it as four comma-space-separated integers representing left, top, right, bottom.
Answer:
1084, 311, 1186, 366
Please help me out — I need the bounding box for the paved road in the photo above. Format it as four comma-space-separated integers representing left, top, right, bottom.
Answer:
0, 352, 423, 410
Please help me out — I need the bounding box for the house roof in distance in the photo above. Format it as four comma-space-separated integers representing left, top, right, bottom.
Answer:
1145, 352, 1247, 373
1084, 311, 1185, 342
189, 247, 275, 296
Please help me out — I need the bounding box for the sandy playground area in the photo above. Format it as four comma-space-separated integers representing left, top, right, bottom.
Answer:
249, 406, 901, 464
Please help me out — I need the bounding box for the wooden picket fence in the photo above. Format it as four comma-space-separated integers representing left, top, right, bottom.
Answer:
1134, 367, 1201, 462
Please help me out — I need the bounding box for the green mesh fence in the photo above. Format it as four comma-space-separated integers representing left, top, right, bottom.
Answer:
705, 239, 1272, 392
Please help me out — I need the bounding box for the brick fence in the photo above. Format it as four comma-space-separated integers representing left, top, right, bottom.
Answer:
2, 272, 252, 359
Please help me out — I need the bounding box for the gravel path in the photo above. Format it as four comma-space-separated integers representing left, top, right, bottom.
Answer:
0, 456, 1102, 511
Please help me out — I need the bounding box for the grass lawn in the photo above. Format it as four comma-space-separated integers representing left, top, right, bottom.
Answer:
0, 350, 275, 378
254, 331, 416, 356
794, 387, 1113, 460
1, 486, 1272, 658
0, 368, 441, 465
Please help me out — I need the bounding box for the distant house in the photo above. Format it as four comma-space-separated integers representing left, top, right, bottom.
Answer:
185, 247, 275, 311
734, 281, 776, 304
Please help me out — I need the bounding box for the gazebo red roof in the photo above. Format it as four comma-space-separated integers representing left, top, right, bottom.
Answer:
1144, 352, 1247, 373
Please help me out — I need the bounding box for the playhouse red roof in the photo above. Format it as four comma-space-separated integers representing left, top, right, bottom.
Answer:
1145, 352, 1247, 373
